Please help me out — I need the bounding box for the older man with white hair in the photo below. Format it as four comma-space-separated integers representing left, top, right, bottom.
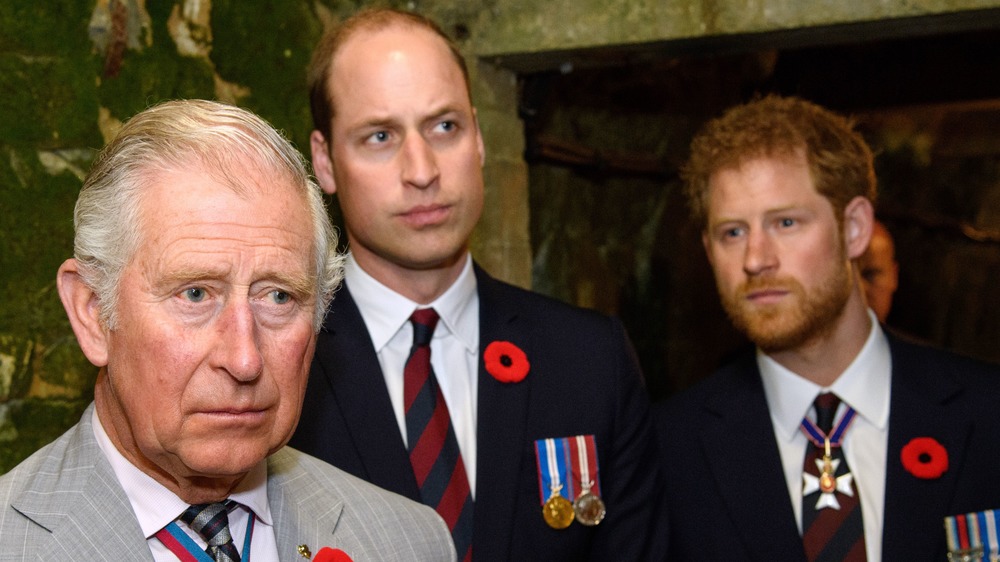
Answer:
0, 99, 455, 562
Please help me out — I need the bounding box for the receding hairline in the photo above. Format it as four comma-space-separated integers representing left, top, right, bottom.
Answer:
308, 9, 471, 140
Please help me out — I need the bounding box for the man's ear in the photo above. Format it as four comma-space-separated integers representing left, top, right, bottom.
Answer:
310, 130, 337, 195
843, 196, 875, 260
57, 259, 109, 367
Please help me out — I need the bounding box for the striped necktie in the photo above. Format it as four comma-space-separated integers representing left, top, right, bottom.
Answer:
802, 393, 866, 561
180, 501, 242, 562
404, 308, 474, 560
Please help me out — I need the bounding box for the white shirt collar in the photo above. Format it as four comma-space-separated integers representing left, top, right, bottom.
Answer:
344, 252, 479, 353
759, 309, 892, 443
92, 408, 273, 538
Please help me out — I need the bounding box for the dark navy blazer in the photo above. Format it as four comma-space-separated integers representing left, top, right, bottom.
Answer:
654, 334, 1000, 561
291, 264, 665, 561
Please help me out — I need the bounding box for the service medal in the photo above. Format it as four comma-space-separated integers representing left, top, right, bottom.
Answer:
945, 510, 1000, 562
800, 404, 860, 511
543, 493, 575, 529
535, 437, 576, 530
574, 491, 606, 526
569, 435, 606, 526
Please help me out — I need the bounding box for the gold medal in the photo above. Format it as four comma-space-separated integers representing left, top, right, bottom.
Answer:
574, 491, 606, 526
819, 468, 836, 493
819, 438, 836, 493
543, 493, 575, 529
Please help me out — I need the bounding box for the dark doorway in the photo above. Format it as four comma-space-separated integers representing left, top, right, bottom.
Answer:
511, 11, 1000, 400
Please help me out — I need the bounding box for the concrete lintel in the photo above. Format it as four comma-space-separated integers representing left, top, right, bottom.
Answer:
476, 3, 1000, 74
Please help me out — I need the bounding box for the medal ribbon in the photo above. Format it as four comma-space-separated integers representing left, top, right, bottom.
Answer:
799, 404, 857, 449
568, 435, 602, 498
945, 510, 1000, 557
534, 438, 573, 504
156, 509, 255, 562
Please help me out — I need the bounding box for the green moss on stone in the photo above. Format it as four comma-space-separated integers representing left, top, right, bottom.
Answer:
0, 0, 92, 55
0, 54, 102, 148
0, 145, 82, 333
0, 397, 91, 475
0, 334, 33, 401
97, 46, 217, 123
37, 337, 98, 394
210, 0, 322, 151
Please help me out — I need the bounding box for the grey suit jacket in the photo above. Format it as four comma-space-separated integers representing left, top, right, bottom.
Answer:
0, 404, 456, 561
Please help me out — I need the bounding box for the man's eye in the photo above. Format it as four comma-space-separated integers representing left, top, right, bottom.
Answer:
367, 131, 389, 144
435, 120, 456, 133
779, 218, 796, 227
270, 290, 291, 305
183, 287, 206, 302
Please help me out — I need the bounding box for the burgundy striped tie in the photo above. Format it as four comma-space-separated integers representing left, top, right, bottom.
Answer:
802, 393, 866, 561
404, 308, 474, 560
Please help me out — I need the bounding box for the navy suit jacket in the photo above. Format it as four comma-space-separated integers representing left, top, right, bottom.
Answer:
290, 264, 664, 561
654, 333, 1000, 561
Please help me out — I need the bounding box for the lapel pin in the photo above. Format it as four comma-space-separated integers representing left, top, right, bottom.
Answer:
297, 544, 312, 558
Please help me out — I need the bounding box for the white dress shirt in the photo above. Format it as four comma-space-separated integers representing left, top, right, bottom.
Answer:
93, 409, 279, 561
759, 310, 891, 562
344, 252, 480, 496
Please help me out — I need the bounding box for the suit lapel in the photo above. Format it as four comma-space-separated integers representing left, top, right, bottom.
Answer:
268, 450, 345, 560
316, 284, 419, 499
15, 408, 153, 560
882, 338, 970, 559
472, 267, 532, 560
699, 357, 807, 561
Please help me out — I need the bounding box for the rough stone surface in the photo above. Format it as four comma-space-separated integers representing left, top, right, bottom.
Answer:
474, 0, 1000, 58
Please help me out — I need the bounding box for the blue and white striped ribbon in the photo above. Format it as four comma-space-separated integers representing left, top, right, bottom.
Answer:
945, 509, 1000, 561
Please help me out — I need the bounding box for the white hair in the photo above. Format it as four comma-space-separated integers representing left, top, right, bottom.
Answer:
73, 99, 343, 330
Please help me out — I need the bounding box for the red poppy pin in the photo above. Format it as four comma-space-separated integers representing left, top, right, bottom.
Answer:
312, 547, 353, 562
900, 437, 949, 479
484, 341, 530, 383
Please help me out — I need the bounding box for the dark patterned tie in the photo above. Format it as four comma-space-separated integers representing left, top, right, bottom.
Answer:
180, 501, 242, 562
404, 308, 474, 561
802, 393, 867, 561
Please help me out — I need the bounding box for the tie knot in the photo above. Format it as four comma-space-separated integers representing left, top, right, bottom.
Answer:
410, 308, 439, 346
180, 501, 235, 547
812, 392, 842, 433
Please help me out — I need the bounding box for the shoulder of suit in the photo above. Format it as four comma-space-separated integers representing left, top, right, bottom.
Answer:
0, 419, 92, 494
275, 448, 436, 512
480, 272, 613, 323
888, 334, 1000, 389
653, 348, 758, 419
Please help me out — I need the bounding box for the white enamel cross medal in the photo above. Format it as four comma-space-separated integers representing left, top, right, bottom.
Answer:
800, 406, 859, 511
802, 437, 856, 510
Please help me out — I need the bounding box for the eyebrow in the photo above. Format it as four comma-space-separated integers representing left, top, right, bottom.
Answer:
256, 270, 317, 299
157, 267, 317, 297
355, 103, 465, 128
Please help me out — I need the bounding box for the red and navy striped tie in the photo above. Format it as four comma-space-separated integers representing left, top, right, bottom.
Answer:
802, 393, 866, 561
404, 308, 474, 560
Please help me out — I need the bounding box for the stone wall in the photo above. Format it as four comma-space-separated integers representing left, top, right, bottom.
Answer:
3, 0, 999, 473
0, 0, 330, 473
0, 0, 532, 474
